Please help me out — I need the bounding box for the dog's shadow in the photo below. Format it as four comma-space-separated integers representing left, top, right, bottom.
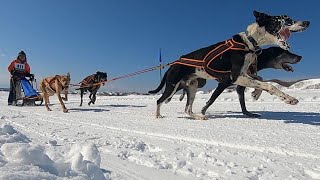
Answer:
97, 104, 147, 108
206, 111, 320, 126
70, 108, 109, 112
101, 168, 112, 176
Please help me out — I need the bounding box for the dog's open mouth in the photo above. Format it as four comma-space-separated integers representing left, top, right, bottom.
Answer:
282, 63, 294, 72
279, 27, 291, 40
277, 28, 291, 50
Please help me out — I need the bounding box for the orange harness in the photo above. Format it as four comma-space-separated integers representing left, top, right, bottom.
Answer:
80, 75, 102, 91
172, 38, 249, 77
81, 75, 96, 86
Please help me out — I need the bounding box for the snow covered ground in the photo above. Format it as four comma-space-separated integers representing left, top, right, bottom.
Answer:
1, 85, 320, 179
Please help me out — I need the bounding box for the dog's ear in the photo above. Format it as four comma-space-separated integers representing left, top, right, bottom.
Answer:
67, 72, 70, 80
253, 11, 269, 18
253, 10, 269, 26
94, 73, 100, 81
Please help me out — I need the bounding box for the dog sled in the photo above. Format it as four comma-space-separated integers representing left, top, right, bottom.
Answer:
12, 76, 43, 106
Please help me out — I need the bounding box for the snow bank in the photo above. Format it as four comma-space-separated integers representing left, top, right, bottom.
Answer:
289, 78, 320, 90
0, 123, 108, 180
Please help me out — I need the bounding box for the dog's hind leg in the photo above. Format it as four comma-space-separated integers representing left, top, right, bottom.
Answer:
236, 86, 260, 117
165, 83, 184, 104
201, 82, 231, 115
179, 89, 186, 101
156, 82, 181, 118
185, 79, 207, 120
181, 78, 206, 102
234, 75, 298, 105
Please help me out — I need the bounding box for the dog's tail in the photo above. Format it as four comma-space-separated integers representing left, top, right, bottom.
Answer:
148, 71, 167, 94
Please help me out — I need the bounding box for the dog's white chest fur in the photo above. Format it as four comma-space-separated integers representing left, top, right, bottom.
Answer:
194, 68, 216, 80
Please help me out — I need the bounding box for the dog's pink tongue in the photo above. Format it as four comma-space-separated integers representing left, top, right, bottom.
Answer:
280, 28, 291, 40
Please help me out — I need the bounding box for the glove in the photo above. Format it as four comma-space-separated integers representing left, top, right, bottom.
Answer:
30, 74, 35, 81
11, 71, 21, 79
26, 73, 35, 81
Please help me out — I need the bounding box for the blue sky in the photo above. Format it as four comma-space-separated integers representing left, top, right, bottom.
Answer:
0, 0, 318, 92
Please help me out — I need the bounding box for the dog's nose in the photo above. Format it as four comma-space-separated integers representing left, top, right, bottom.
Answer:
297, 56, 302, 62
304, 21, 310, 27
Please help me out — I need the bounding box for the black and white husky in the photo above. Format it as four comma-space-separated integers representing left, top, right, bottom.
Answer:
149, 11, 310, 119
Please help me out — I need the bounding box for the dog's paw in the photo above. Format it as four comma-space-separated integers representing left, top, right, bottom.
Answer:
165, 98, 172, 104
198, 116, 208, 120
244, 111, 261, 118
156, 114, 164, 119
285, 98, 299, 105
251, 89, 262, 101
201, 106, 209, 115
47, 108, 52, 111
63, 109, 69, 113
179, 94, 185, 101
189, 113, 208, 120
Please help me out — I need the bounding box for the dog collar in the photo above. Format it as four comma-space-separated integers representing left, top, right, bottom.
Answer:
246, 35, 262, 55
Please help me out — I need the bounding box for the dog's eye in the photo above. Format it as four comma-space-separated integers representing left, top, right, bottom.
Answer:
285, 19, 294, 26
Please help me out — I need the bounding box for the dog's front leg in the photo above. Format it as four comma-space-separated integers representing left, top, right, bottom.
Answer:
236, 86, 260, 118
250, 75, 264, 101
79, 88, 84, 106
88, 89, 98, 105
234, 75, 298, 105
40, 81, 52, 111
201, 82, 231, 115
62, 88, 68, 101
55, 82, 68, 113
88, 92, 93, 105
240, 53, 257, 76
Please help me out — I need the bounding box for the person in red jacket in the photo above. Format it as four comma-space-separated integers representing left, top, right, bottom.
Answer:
7, 51, 33, 105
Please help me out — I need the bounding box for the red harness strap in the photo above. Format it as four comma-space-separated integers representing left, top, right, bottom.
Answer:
81, 75, 95, 86
172, 38, 248, 77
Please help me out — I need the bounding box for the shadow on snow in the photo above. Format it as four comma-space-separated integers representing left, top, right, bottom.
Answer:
206, 111, 320, 126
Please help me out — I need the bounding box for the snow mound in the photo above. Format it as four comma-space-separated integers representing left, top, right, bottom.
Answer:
288, 78, 320, 90
0, 124, 108, 180
0, 124, 30, 144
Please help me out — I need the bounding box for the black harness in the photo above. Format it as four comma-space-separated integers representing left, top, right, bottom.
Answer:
45, 75, 69, 93
172, 35, 251, 78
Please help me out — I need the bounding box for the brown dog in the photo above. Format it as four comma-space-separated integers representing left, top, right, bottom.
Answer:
40, 73, 71, 113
